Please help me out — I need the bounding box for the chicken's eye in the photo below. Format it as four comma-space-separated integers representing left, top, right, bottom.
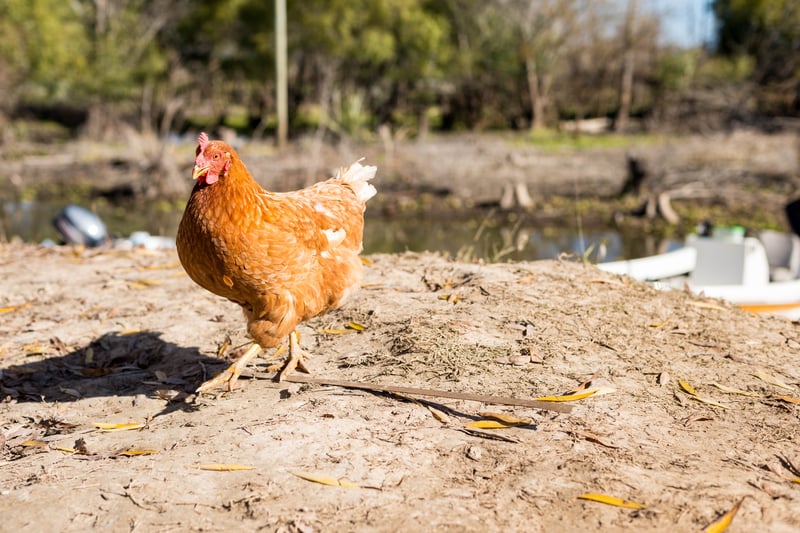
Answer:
213, 153, 220, 160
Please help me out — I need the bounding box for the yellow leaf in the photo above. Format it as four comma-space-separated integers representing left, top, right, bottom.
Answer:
791, 477, 800, 484
196, 464, 254, 471
775, 395, 800, 405
320, 328, 352, 335
54, 447, 78, 454
119, 449, 158, 456
679, 380, 729, 409
478, 412, 533, 426
466, 420, 515, 429
360, 256, 373, 265
426, 405, 451, 424
293, 471, 359, 488
347, 321, 366, 331
92, 422, 145, 431
23, 341, 46, 355
21, 440, 47, 448
0, 303, 29, 314
711, 383, 760, 397
577, 493, 645, 509
124, 277, 164, 288
753, 369, 794, 391
679, 380, 698, 396
689, 396, 730, 409
702, 498, 744, 533
535, 390, 597, 402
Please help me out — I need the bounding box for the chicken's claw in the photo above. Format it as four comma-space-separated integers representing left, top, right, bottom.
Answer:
276, 330, 312, 381
196, 343, 261, 394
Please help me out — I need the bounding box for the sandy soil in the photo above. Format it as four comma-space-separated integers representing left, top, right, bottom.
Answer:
1, 244, 799, 531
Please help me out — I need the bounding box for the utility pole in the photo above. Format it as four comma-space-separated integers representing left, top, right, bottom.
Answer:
276, 0, 288, 149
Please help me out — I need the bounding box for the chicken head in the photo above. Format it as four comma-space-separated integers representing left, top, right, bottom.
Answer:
192, 132, 231, 185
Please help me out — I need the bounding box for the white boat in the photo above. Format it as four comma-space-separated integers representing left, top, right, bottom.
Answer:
598, 229, 800, 319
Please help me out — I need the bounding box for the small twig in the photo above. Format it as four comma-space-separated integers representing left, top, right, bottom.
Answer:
283, 375, 572, 414
458, 427, 522, 443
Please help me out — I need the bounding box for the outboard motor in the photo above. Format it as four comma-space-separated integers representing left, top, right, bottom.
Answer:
787, 198, 800, 237
52, 205, 108, 247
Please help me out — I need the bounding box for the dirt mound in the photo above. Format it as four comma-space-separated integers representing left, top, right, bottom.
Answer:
1, 244, 799, 531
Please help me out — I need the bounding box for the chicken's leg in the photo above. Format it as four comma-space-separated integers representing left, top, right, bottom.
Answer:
196, 343, 261, 393
277, 330, 312, 381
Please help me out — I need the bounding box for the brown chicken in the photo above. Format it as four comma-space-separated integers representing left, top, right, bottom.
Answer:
177, 132, 376, 393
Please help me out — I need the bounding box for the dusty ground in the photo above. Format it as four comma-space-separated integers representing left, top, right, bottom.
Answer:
1, 244, 799, 532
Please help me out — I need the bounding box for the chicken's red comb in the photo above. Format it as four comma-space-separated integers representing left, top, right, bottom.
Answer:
198, 132, 209, 150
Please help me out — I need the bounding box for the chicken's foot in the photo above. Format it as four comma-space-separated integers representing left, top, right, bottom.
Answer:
196, 343, 261, 393
277, 330, 312, 381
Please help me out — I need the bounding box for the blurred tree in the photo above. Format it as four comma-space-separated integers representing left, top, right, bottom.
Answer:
513, 0, 580, 131
285, 0, 452, 136
615, 0, 638, 131
713, 0, 800, 113
0, 0, 89, 110
76, 0, 194, 139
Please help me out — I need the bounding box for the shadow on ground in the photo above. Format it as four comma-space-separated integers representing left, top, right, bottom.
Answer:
0, 331, 227, 409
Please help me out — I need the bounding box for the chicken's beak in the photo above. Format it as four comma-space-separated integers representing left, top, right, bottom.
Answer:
192, 165, 210, 180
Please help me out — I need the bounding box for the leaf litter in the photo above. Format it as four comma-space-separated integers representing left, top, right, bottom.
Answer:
1, 246, 799, 531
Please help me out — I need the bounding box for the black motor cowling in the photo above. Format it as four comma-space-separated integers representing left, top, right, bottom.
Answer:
52, 205, 108, 247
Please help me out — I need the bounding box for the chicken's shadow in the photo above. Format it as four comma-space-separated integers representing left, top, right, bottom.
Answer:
1, 331, 228, 413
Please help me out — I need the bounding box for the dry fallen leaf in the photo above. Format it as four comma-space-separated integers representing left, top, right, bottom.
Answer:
0, 303, 30, 314
466, 420, 516, 429
346, 321, 366, 332
775, 395, 800, 405
679, 380, 699, 396
292, 471, 359, 488
571, 374, 599, 392
535, 384, 615, 402
426, 405, 451, 424
118, 449, 158, 457
21, 440, 48, 448
711, 382, 760, 397
573, 431, 619, 449
59, 387, 81, 398
702, 498, 744, 533
196, 464, 254, 471
577, 493, 645, 509
688, 301, 727, 311
535, 390, 597, 402
678, 380, 729, 409
478, 412, 533, 426
54, 447, 78, 454
92, 422, 145, 432
126, 279, 163, 289
753, 369, 794, 391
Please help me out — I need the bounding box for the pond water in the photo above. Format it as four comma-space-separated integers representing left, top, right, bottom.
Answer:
1, 200, 674, 262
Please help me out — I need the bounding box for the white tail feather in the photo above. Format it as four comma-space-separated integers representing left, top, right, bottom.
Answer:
336, 159, 377, 203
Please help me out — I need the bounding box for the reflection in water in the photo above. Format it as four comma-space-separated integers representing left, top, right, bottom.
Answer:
2, 200, 674, 262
